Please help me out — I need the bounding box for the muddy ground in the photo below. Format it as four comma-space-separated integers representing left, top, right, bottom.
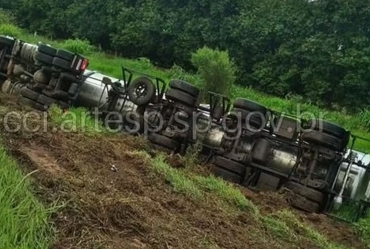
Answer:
0, 93, 366, 249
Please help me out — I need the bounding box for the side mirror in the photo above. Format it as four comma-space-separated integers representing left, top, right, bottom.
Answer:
102, 76, 112, 85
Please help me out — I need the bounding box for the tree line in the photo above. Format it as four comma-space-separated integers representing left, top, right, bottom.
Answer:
2, 0, 370, 111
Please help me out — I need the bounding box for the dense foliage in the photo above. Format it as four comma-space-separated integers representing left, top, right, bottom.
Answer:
191, 46, 237, 101
2, 0, 370, 111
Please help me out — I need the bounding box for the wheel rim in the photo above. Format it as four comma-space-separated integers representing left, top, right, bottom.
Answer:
134, 83, 148, 100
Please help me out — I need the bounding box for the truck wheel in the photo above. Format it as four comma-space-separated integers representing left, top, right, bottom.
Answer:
128, 77, 156, 106
37, 94, 57, 107
148, 133, 179, 150
169, 80, 200, 97
0, 35, 14, 48
166, 88, 197, 107
20, 87, 39, 101
301, 131, 344, 151
213, 156, 246, 176
56, 49, 75, 61
18, 96, 46, 111
68, 83, 79, 96
233, 98, 267, 114
289, 195, 320, 213
35, 52, 53, 65
230, 107, 265, 129
211, 166, 242, 184
1, 79, 12, 93
57, 101, 69, 109
284, 181, 325, 203
52, 57, 71, 71
38, 43, 57, 56
304, 119, 348, 140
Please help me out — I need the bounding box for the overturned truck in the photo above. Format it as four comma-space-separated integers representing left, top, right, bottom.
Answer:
1, 35, 369, 221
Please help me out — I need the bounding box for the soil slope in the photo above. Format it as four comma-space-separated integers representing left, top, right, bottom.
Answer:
0, 92, 366, 249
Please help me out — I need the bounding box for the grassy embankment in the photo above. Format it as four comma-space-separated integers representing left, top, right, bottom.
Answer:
0, 138, 54, 248
1, 15, 370, 248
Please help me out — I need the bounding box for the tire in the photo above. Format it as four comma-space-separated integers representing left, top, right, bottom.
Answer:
284, 181, 325, 203
123, 112, 144, 134
211, 166, 242, 184
1, 79, 12, 93
37, 94, 57, 107
169, 80, 200, 97
52, 57, 71, 71
0, 35, 14, 48
233, 98, 267, 114
34, 52, 53, 65
148, 133, 179, 150
26, 83, 46, 93
128, 77, 156, 106
38, 43, 57, 56
55, 49, 74, 61
213, 156, 246, 176
289, 195, 320, 213
302, 131, 345, 151
42, 89, 70, 101
18, 96, 46, 111
57, 101, 69, 109
166, 88, 197, 107
68, 83, 79, 96
20, 87, 39, 101
304, 119, 348, 140
230, 108, 265, 128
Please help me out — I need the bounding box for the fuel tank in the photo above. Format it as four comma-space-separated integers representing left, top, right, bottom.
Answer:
75, 70, 136, 113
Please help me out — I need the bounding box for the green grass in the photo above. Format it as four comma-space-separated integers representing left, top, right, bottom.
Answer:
265, 210, 346, 249
356, 213, 370, 247
0, 143, 54, 248
48, 104, 110, 136
145, 151, 350, 248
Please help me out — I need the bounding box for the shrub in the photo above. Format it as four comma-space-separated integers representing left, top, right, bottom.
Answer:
62, 38, 94, 55
0, 9, 15, 24
0, 24, 22, 37
191, 46, 237, 102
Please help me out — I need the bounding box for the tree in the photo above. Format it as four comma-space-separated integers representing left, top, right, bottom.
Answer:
191, 46, 236, 101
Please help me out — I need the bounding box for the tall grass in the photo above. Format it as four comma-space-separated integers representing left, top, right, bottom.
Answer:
62, 38, 95, 55
0, 144, 54, 248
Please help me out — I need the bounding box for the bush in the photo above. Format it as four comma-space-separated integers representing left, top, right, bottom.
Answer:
0, 23, 22, 37
191, 46, 237, 102
62, 38, 94, 55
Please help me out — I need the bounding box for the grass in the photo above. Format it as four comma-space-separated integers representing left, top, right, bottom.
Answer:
275, 210, 348, 249
48, 104, 110, 136
146, 151, 350, 248
0, 143, 54, 248
356, 210, 370, 247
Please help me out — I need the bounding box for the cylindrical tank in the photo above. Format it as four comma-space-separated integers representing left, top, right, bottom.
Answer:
194, 113, 225, 148
266, 145, 299, 175
76, 70, 136, 113
20, 42, 38, 62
